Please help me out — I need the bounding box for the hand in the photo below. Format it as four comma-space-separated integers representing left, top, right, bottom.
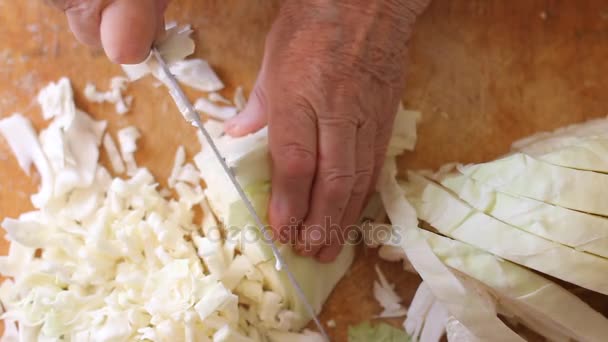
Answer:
226, 0, 430, 262
49, 0, 169, 64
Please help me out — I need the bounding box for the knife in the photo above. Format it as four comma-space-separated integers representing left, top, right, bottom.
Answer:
151, 48, 330, 341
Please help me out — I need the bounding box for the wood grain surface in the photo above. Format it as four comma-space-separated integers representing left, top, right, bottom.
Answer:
2, 1, 608, 340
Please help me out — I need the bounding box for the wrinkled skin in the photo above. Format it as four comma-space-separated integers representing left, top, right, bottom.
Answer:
51, 0, 431, 262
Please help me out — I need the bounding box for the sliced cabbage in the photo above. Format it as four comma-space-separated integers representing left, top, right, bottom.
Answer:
403, 282, 448, 342
373, 264, 407, 318
441, 173, 608, 258
168, 145, 186, 188
102, 133, 125, 174
404, 172, 608, 295
377, 160, 522, 341
117, 126, 141, 176
512, 116, 608, 154
194, 97, 238, 121
0, 114, 54, 208
525, 135, 608, 173
421, 229, 608, 341
460, 153, 608, 216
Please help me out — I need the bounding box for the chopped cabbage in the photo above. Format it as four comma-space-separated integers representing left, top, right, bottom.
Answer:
0, 77, 332, 341
169, 59, 224, 93
373, 265, 407, 318
84, 76, 132, 115
102, 133, 125, 174
117, 126, 141, 176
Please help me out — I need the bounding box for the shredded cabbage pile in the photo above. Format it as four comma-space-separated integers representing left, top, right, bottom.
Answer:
0, 77, 335, 341
375, 116, 608, 341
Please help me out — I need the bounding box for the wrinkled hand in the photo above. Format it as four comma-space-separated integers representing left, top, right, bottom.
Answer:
226, 0, 430, 262
49, 0, 169, 64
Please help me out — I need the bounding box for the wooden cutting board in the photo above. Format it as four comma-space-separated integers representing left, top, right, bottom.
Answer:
2, 1, 608, 340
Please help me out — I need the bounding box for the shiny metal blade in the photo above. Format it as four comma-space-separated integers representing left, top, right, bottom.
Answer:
151, 48, 330, 341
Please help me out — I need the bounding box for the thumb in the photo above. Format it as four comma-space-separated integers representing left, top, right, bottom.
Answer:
225, 86, 268, 137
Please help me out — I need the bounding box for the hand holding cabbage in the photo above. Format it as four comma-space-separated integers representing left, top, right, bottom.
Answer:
52, 0, 431, 262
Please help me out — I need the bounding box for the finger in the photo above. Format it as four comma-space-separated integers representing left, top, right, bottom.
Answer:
369, 120, 394, 196
225, 85, 268, 137
295, 117, 357, 257
60, 0, 105, 48
267, 95, 317, 244
100, 0, 162, 64
316, 119, 375, 263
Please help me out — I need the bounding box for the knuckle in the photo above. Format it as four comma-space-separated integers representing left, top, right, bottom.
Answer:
274, 143, 316, 179
322, 169, 355, 197
351, 169, 373, 197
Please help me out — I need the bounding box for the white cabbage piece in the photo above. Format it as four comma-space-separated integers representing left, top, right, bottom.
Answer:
373, 264, 407, 318
459, 153, 608, 216
168, 145, 186, 188
170, 59, 224, 92
176, 163, 200, 185
512, 116, 608, 154
377, 159, 522, 341
122, 24, 195, 81
266, 329, 325, 342
445, 317, 477, 342
121, 24, 223, 99
403, 282, 449, 342
84, 76, 132, 115
527, 135, 608, 173
195, 97, 238, 121
117, 126, 141, 176
50, 110, 107, 197
404, 172, 608, 295
0, 113, 54, 208
102, 133, 125, 174
441, 173, 608, 258
209, 92, 232, 105
36, 77, 75, 123
378, 245, 416, 273
386, 104, 421, 157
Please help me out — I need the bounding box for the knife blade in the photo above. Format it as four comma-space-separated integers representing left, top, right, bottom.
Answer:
151, 48, 330, 341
